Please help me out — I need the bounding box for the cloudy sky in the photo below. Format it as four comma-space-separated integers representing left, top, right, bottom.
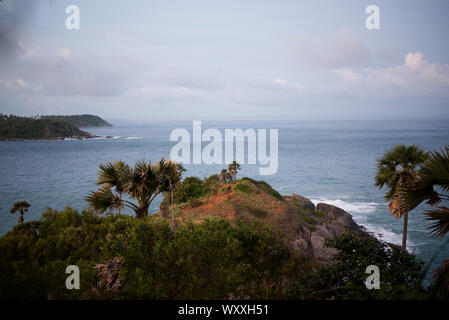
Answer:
1, 0, 449, 120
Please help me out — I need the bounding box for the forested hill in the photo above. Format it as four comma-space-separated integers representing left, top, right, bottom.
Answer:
0, 114, 91, 140
41, 114, 112, 127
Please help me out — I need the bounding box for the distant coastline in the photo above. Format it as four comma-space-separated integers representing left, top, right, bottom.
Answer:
0, 114, 112, 141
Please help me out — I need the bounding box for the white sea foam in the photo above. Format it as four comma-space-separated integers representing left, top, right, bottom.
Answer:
125, 136, 143, 140
310, 198, 379, 214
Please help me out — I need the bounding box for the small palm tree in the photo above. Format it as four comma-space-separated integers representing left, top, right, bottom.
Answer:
219, 169, 228, 182
228, 161, 241, 182
375, 145, 428, 251
10, 201, 30, 223
158, 160, 185, 230
86, 158, 178, 218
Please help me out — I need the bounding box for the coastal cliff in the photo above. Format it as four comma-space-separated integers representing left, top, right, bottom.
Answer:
161, 177, 361, 265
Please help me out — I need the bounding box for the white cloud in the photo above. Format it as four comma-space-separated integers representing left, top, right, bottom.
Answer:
333, 68, 362, 84
57, 48, 72, 60
334, 52, 449, 95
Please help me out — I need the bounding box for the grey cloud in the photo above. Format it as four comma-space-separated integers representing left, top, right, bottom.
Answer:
0, 0, 36, 59
1, 48, 135, 97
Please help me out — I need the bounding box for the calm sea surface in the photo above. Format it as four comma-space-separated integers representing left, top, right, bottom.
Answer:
1, 119, 448, 279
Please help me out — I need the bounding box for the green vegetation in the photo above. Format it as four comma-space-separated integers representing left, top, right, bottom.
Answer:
237, 203, 268, 218
161, 174, 220, 207
0, 207, 309, 299
287, 232, 427, 299
0, 114, 91, 140
233, 182, 253, 194
375, 144, 428, 251
0, 207, 430, 300
241, 177, 284, 201
41, 114, 112, 127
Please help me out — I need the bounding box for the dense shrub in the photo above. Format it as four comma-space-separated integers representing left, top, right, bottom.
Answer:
286, 231, 428, 300
0, 207, 308, 300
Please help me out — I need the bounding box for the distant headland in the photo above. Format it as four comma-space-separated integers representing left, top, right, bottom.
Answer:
40, 114, 112, 128
0, 114, 112, 141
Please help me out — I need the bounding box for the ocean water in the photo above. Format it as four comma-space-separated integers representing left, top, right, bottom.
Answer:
1, 119, 448, 278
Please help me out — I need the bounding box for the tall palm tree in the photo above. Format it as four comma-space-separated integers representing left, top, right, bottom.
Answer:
228, 161, 241, 182
158, 159, 185, 230
403, 145, 449, 299
375, 145, 428, 251
86, 159, 176, 218
404, 145, 449, 238
10, 201, 30, 223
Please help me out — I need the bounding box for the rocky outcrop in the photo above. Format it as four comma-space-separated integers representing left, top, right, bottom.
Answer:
174, 178, 362, 265
310, 203, 360, 264
316, 203, 360, 233
291, 193, 316, 211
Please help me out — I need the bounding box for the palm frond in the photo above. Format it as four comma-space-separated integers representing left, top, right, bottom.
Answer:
96, 161, 132, 194
94, 257, 122, 292
375, 145, 427, 202
85, 185, 122, 214
427, 206, 449, 238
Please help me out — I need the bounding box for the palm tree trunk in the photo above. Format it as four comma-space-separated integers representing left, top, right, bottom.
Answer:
402, 212, 408, 251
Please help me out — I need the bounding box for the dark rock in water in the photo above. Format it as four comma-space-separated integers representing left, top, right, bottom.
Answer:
291, 193, 316, 211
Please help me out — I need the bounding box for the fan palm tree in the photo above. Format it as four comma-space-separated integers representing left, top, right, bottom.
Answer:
10, 201, 30, 223
228, 161, 241, 182
86, 159, 177, 218
375, 145, 428, 251
404, 146, 449, 238
402, 145, 449, 299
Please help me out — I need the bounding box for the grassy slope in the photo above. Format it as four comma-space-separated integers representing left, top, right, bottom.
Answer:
163, 178, 325, 250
